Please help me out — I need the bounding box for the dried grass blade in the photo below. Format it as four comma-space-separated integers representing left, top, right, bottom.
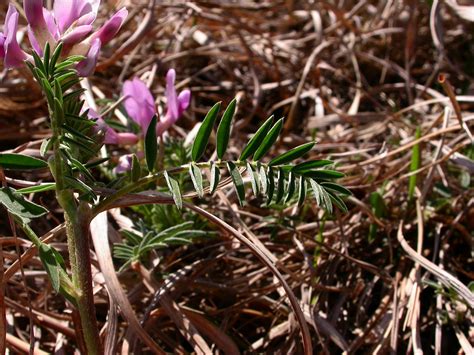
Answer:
90, 212, 165, 354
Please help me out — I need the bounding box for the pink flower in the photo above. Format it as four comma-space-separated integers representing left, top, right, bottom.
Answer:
156, 69, 191, 136
89, 108, 139, 145
0, 34, 5, 58
1, 1, 128, 76
122, 77, 156, 133
1, 5, 30, 68
114, 154, 133, 174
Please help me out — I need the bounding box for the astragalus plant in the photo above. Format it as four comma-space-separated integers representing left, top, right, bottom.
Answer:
0, 1, 349, 353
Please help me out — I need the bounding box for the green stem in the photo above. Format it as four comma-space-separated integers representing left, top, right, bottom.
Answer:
94, 160, 259, 214
48, 86, 101, 354
61, 196, 101, 354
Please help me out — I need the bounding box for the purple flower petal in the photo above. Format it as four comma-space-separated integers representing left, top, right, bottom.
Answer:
24, 0, 55, 51
165, 69, 179, 120
27, 26, 42, 55
122, 77, 156, 133
76, 12, 97, 26
53, 0, 96, 34
177, 89, 191, 117
76, 38, 101, 77
156, 117, 173, 137
115, 154, 133, 174
157, 70, 190, 136
61, 25, 93, 46
44, 9, 60, 40
0, 33, 5, 58
92, 7, 128, 45
24, 0, 46, 29
115, 132, 139, 145
3, 5, 28, 68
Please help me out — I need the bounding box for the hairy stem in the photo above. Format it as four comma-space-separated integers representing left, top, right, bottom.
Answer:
49, 92, 101, 355
61, 196, 101, 354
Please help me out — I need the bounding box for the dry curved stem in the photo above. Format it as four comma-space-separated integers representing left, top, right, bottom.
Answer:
94, 191, 314, 355
90, 212, 166, 354
397, 222, 474, 308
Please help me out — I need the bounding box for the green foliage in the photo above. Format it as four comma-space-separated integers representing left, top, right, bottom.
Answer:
164, 170, 182, 210
0, 153, 48, 170
269, 141, 315, 166
227, 162, 245, 206
253, 118, 284, 161
189, 163, 204, 198
154, 100, 349, 212
25, 43, 105, 200
0, 187, 49, 223
408, 126, 421, 200
144, 115, 158, 172
17, 183, 56, 194
216, 98, 237, 159
113, 221, 215, 271
39, 243, 65, 292
239, 115, 274, 160
192, 101, 221, 161
210, 162, 220, 195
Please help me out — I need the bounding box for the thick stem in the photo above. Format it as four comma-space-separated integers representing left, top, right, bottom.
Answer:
60, 193, 101, 355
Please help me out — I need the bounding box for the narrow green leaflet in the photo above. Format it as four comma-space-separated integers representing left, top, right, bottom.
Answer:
285, 172, 296, 203
275, 168, 285, 203
310, 179, 332, 213
266, 166, 275, 204
64, 176, 97, 199
239, 115, 274, 161
259, 164, 268, 194
130, 154, 141, 182
297, 176, 306, 207
39, 244, 63, 292
253, 118, 284, 161
17, 183, 56, 194
216, 98, 236, 159
269, 141, 315, 166
43, 43, 51, 76
227, 162, 245, 206
0, 187, 48, 222
189, 163, 204, 198
247, 162, 260, 196
210, 162, 220, 195
40, 138, 53, 157
292, 160, 334, 173
302, 170, 345, 180
326, 189, 348, 212
144, 115, 158, 172
49, 42, 63, 73
192, 102, 221, 161
320, 182, 352, 196
164, 170, 182, 210
0, 153, 48, 170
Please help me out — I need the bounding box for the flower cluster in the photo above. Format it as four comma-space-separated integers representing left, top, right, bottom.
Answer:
98, 69, 191, 172
0, 0, 127, 76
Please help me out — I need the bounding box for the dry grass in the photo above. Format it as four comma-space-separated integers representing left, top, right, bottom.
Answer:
0, 1, 473, 353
